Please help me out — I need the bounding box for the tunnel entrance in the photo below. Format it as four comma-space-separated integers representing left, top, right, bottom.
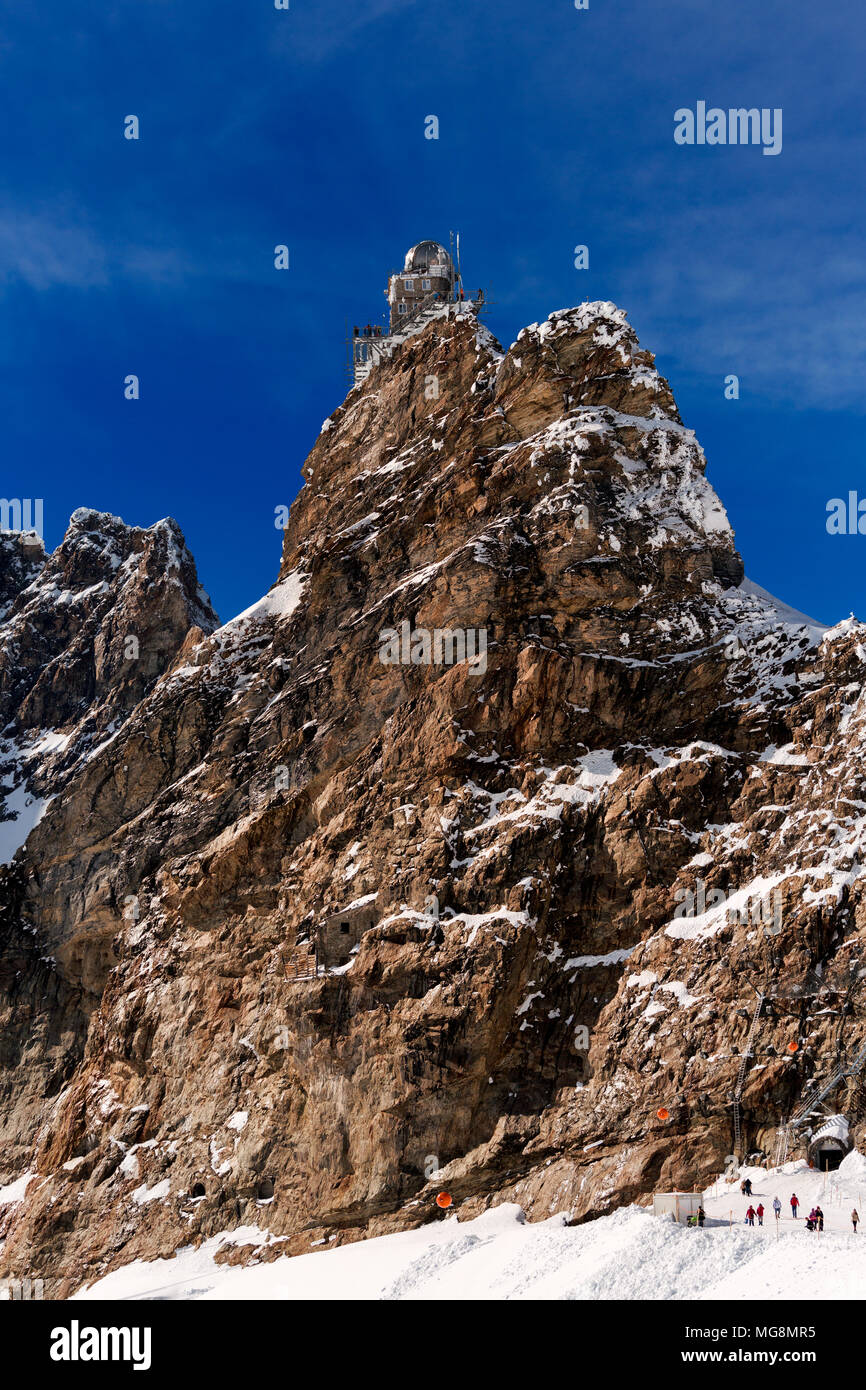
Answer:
816, 1145, 844, 1172
807, 1116, 850, 1172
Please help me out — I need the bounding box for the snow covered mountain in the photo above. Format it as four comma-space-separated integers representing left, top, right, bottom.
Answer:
2, 300, 866, 1298
0, 511, 218, 859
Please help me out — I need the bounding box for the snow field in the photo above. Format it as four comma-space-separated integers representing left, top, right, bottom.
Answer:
73, 1155, 866, 1301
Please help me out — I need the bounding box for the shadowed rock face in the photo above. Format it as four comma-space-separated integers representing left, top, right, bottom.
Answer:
1, 301, 864, 1295
0, 509, 217, 1252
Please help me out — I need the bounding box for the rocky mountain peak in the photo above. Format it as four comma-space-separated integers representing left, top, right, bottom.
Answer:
0, 510, 218, 871
0, 299, 863, 1297
0, 532, 45, 614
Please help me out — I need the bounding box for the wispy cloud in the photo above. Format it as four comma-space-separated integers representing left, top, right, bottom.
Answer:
0, 205, 282, 295
0, 209, 112, 290
267, 0, 419, 63
618, 198, 866, 412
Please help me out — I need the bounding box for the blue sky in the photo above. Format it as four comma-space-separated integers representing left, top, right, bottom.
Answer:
1, 0, 864, 624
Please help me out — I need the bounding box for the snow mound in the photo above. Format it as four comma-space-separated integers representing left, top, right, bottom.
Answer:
739, 577, 827, 638
839, 1149, 866, 1183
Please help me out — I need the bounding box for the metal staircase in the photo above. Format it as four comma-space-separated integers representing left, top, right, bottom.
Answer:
775, 1035, 866, 1167
790, 1037, 866, 1124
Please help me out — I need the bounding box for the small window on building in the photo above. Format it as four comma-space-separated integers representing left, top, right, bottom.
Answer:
398, 303, 408, 314
403, 278, 413, 290
421, 278, 431, 290
340, 923, 350, 935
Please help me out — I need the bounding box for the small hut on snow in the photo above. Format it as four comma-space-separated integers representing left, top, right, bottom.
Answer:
652, 1193, 703, 1225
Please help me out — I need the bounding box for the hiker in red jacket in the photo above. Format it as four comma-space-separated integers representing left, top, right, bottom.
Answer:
790, 1193, 799, 1218
746, 1205, 756, 1226
756, 1202, 765, 1227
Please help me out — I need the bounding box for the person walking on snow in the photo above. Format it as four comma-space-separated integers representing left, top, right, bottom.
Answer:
852, 1208, 859, 1233
790, 1193, 799, 1218
746, 1205, 756, 1226
756, 1202, 764, 1226
743, 1178, 753, 1196
773, 1197, 782, 1220
697, 1205, 705, 1228
815, 1205, 824, 1232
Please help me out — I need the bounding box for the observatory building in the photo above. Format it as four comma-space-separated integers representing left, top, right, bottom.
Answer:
348, 237, 485, 386
387, 240, 454, 330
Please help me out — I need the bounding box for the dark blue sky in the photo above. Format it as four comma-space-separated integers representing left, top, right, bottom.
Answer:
1, 0, 864, 624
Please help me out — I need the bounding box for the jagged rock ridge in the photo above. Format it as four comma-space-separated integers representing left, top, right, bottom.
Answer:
1, 301, 864, 1296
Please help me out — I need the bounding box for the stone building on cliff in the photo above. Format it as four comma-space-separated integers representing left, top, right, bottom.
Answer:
349, 238, 472, 385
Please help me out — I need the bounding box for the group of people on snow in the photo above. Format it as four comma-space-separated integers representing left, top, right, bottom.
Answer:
693, 1189, 860, 1233
742, 1190, 861, 1233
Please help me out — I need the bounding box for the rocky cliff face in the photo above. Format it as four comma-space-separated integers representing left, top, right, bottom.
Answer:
2, 301, 865, 1296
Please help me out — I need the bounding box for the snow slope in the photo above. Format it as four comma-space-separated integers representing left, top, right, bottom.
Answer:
73, 1155, 866, 1302
0, 782, 48, 864
738, 577, 827, 639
